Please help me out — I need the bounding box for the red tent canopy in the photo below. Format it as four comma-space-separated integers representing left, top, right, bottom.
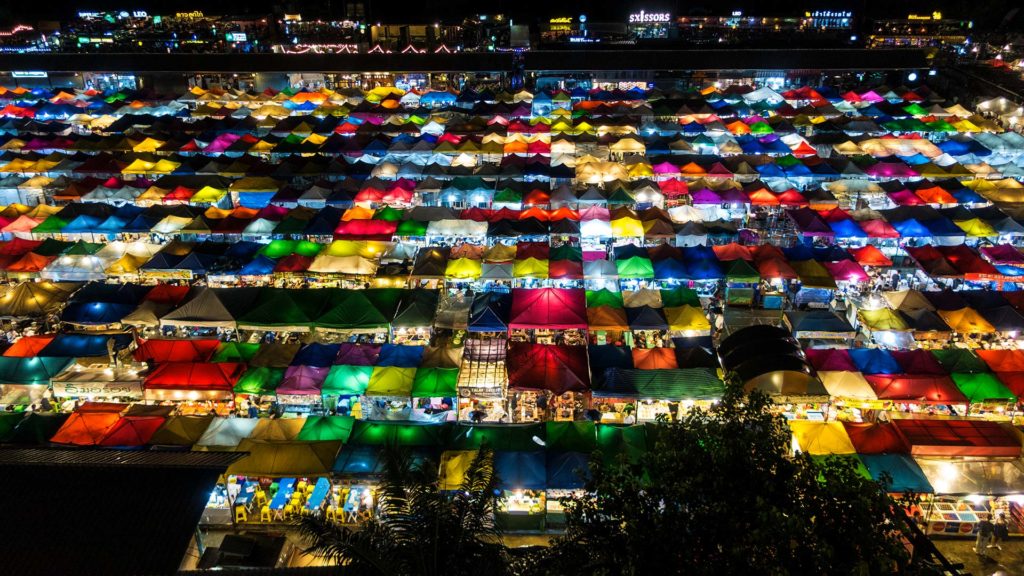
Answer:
842, 422, 909, 454
99, 416, 166, 446
143, 284, 191, 305
134, 339, 221, 363
548, 260, 583, 279
50, 409, 123, 446
508, 288, 587, 330
507, 342, 590, 394
143, 362, 246, 397
890, 350, 947, 375
3, 335, 56, 357
804, 348, 857, 372
976, 350, 1024, 372
849, 245, 893, 267
864, 374, 968, 404
892, 419, 1021, 457
632, 347, 678, 370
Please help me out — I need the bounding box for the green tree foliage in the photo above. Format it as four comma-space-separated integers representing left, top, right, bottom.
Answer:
297, 445, 510, 576
529, 381, 920, 576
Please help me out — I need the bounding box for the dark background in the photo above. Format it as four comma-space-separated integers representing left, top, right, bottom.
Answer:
1, 0, 1021, 29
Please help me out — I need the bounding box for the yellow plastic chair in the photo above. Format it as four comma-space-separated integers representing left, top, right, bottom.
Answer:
283, 503, 295, 518
254, 490, 267, 508
325, 506, 339, 522
296, 481, 308, 493
260, 505, 272, 523
234, 505, 248, 523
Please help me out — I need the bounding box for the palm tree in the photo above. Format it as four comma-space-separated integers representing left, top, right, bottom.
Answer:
296, 444, 510, 576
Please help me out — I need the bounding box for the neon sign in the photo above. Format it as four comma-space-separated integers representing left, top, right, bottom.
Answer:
629, 11, 671, 24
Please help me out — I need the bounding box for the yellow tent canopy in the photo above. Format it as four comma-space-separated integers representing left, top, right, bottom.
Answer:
788, 421, 857, 455
445, 257, 483, 280
857, 308, 910, 332
512, 257, 549, 279
937, 307, 995, 334
439, 450, 478, 490
664, 305, 711, 333
228, 440, 341, 476
818, 371, 878, 401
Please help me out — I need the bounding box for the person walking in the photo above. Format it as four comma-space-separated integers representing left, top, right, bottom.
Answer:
990, 512, 1009, 550
975, 516, 994, 555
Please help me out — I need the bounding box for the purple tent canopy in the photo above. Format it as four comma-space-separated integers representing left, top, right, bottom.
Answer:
718, 188, 749, 204
787, 207, 835, 237
335, 343, 382, 366
981, 245, 1024, 265
277, 365, 329, 395
690, 188, 722, 205
864, 162, 919, 178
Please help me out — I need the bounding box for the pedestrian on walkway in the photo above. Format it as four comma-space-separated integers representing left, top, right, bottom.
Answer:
990, 512, 1009, 550
975, 516, 994, 555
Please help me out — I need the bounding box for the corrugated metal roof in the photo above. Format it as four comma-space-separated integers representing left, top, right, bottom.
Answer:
0, 447, 245, 469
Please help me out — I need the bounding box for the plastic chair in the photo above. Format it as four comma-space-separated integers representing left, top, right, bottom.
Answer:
296, 480, 308, 493
283, 503, 295, 518
234, 505, 247, 523
254, 490, 267, 508
260, 505, 272, 523
325, 506, 339, 522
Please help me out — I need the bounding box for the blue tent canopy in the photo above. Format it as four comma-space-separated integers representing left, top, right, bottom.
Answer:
890, 219, 932, 238
37, 334, 131, 357
239, 255, 276, 276
829, 218, 868, 239
653, 258, 687, 281
61, 302, 137, 325
494, 451, 546, 490
920, 218, 966, 238
848, 348, 901, 375
469, 292, 511, 332
859, 454, 934, 493
291, 343, 342, 367
546, 452, 590, 489
375, 345, 425, 368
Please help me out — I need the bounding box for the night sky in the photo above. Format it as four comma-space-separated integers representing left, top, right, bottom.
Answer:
2, 0, 1020, 28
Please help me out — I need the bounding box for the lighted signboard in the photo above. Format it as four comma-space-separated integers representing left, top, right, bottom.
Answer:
226, 32, 248, 42
908, 12, 943, 20
549, 17, 573, 31
11, 71, 48, 78
629, 11, 671, 24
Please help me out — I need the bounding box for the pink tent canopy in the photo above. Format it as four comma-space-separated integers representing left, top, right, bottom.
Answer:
508, 288, 587, 330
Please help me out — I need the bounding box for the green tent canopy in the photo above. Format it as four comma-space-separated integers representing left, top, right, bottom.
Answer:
951, 373, 1017, 403
810, 454, 873, 481
632, 368, 725, 400
210, 342, 261, 363
660, 287, 701, 308
411, 367, 459, 398
396, 220, 428, 237
596, 424, 647, 464
546, 421, 597, 452
615, 256, 655, 279
236, 288, 331, 331
586, 288, 625, 309
449, 423, 545, 451
5, 412, 69, 444
725, 259, 761, 283
346, 421, 451, 447
392, 289, 439, 328
233, 366, 285, 395
317, 290, 391, 331
321, 365, 372, 396
297, 415, 355, 442
0, 412, 26, 442
930, 349, 989, 374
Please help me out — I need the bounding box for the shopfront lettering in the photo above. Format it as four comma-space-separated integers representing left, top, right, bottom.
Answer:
629, 11, 671, 24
